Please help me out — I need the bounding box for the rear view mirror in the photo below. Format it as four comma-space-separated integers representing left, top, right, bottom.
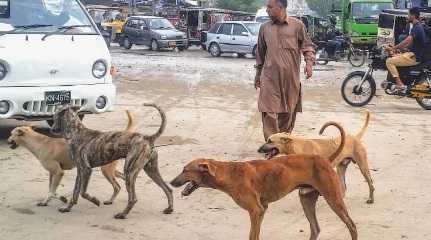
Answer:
0, 0, 10, 18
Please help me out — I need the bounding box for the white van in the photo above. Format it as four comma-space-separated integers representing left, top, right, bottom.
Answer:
0, 0, 116, 123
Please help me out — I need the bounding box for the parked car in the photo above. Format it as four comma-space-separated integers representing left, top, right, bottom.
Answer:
204, 21, 260, 57
0, 0, 116, 125
121, 16, 188, 51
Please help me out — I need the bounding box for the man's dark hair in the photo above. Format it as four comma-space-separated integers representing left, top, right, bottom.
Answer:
409, 7, 421, 19
275, 0, 288, 8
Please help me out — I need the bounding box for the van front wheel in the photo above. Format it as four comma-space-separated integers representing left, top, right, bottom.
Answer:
123, 37, 132, 50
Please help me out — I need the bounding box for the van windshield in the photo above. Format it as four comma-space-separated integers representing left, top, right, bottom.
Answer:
352, 2, 393, 20
0, 0, 96, 34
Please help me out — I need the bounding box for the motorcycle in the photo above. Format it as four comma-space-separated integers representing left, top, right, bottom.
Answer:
341, 49, 431, 110
315, 36, 366, 67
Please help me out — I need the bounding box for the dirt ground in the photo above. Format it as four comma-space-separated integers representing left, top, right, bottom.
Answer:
1, 47, 431, 240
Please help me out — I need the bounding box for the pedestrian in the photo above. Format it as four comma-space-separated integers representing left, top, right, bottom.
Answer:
255, 0, 315, 140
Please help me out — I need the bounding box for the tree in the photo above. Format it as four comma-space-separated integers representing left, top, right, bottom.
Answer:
306, 0, 341, 17
216, 0, 262, 12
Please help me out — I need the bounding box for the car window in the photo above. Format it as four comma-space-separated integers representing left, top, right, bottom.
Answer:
128, 19, 139, 28
217, 23, 232, 35
208, 23, 221, 34
232, 24, 247, 36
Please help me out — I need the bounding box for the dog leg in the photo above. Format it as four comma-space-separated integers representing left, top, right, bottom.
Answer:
316, 174, 358, 240
355, 150, 375, 204
299, 190, 321, 240
101, 164, 121, 205
114, 168, 141, 219
336, 159, 350, 198
59, 169, 81, 213
38, 167, 66, 206
79, 166, 100, 206
143, 152, 173, 214
247, 204, 265, 240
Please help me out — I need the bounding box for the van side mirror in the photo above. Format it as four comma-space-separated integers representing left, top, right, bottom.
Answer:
241, 31, 250, 36
140, 25, 148, 30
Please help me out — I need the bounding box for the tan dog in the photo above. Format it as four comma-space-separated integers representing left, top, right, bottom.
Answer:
7, 111, 135, 206
171, 122, 357, 240
258, 111, 374, 204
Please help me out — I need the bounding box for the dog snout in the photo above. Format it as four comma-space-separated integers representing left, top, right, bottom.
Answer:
7, 139, 18, 149
170, 174, 187, 187
258, 143, 273, 153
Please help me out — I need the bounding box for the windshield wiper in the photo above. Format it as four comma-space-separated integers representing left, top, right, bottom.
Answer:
0, 24, 53, 36
41, 24, 91, 41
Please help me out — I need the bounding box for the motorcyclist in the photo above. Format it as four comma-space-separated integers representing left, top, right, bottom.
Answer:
326, 15, 343, 58
385, 7, 430, 94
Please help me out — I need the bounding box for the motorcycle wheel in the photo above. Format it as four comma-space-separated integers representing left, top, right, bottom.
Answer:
415, 79, 431, 110
348, 49, 366, 67
316, 47, 329, 65
341, 71, 376, 107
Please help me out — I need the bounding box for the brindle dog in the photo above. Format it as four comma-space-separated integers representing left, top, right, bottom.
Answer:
51, 104, 173, 219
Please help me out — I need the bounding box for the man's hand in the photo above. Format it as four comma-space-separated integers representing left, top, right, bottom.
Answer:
304, 62, 313, 79
254, 74, 261, 89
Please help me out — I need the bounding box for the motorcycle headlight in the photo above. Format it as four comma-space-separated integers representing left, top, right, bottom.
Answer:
0, 63, 7, 81
92, 60, 107, 79
161, 35, 167, 40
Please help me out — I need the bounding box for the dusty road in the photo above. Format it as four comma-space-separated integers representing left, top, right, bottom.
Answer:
1, 47, 430, 240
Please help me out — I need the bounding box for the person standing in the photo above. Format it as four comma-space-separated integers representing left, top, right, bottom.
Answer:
255, 0, 315, 140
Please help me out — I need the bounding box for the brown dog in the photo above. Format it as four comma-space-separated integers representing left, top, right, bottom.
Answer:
258, 111, 374, 204
171, 123, 357, 240
7, 110, 135, 206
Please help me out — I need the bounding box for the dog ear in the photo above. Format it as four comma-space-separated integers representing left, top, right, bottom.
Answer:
280, 136, 291, 143
198, 163, 217, 177
16, 129, 24, 136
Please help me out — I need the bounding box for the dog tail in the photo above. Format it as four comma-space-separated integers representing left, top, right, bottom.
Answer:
319, 122, 346, 163
124, 110, 136, 132
356, 110, 370, 140
144, 103, 167, 140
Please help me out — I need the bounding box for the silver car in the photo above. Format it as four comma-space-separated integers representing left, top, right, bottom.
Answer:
121, 16, 188, 51
205, 21, 261, 57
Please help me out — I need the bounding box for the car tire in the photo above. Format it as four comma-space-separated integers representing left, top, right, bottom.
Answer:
177, 46, 186, 51
123, 37, 132, 50
252, 45, 257, 58
237, 53, 246, 58
151, 39, 160, 51
209, 43, 221, 57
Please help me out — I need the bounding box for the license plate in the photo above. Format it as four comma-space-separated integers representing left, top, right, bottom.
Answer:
45, 91, 71, 105
169, 41, 176, 47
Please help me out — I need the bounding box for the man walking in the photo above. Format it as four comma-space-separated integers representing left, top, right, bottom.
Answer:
255, 0, 315, 140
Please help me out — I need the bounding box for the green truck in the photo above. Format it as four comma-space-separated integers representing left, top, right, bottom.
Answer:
337, 0, 393, 46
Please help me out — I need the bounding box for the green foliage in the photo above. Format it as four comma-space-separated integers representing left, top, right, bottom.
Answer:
306, 0, 341, 17
216, 0, 263, 13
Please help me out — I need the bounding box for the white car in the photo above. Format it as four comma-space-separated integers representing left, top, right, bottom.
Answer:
0, 0, 116, 124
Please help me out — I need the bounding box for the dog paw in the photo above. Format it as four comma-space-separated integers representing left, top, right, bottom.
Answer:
366, 199, 374, 204
114, 213, 127, 219
59, 196, 68, 203
37, 202, 48, 207
163, 207, 173, 214
91, 197, 100, 207
103, 200, 113, 205
58, 207, 71, 213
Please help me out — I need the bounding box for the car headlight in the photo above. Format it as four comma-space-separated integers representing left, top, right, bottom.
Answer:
0, 63, 7, 81
161, 35, 167, 40
92, 60, 107, 79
